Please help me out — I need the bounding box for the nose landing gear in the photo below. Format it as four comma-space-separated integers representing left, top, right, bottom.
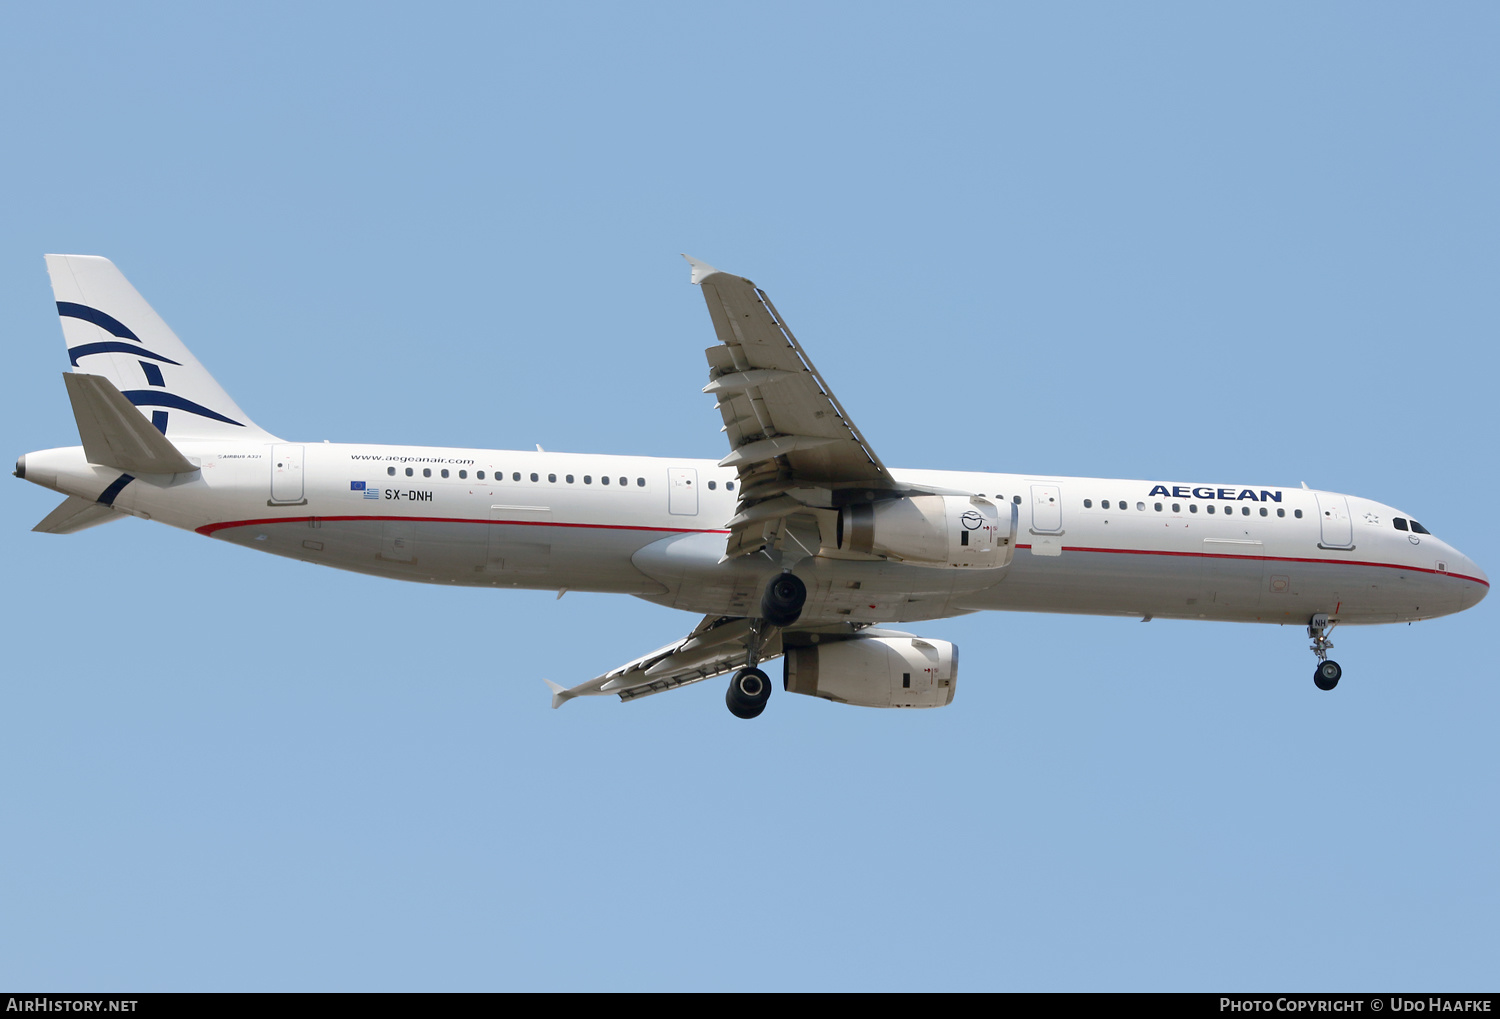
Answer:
1308, 613, 1342, 691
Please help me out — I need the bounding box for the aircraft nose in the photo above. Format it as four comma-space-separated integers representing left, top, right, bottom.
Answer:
1469, 565, 1488, 605
1456, 555, 1488, 609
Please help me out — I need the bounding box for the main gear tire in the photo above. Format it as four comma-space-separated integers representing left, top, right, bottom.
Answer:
726, 667, 772, 719
760, 574, 807, 628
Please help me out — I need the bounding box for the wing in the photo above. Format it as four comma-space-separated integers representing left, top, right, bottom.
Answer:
544, 615, 783, 707
543, 614, 885, 708
685, 256, 905, 559
547, 260, 943, 711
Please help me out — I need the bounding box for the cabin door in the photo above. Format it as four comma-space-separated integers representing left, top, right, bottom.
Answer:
668, 468, 699, 516
1315, 493, 1354, 548
270, 444, 305, 504
1030, 484, 1062, 533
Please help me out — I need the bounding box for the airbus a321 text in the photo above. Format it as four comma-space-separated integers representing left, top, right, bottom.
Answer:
17, 255, 1488, 717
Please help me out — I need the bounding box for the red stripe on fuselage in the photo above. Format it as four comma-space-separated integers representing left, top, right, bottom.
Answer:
1015, 543, 1488, 587
196, 518, 1485, 588
195, 515, 732, 537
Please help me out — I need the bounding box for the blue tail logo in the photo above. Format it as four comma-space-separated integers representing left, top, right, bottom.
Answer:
59, 301, 243, 433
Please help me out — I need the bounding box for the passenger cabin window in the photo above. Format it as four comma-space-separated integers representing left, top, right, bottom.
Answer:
387, 467, 395, 476
708, 481, 717, 490
423, 469, 431, 478
1083, 499, 1093, 508
602, 476, 610, 485
1294, 509, 1303, 518
548, 473, 556, 483
405, 468, 414, 477
441, 469, 449, 478
1101, 500, 1110, 509
637, 478, 645, 487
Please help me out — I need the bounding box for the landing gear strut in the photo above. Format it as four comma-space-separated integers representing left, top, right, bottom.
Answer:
723, 576, 805, 719
725, 616, 772, 719
1308, 613, 1342, 691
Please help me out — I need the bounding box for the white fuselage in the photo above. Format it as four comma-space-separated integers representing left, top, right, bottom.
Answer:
20, 439, 1489, 629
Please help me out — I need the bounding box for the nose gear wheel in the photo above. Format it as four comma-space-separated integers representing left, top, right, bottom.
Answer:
1308, 614, 1342, 691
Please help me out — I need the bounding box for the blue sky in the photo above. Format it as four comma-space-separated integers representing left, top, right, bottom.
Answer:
2, 2, 1496, 991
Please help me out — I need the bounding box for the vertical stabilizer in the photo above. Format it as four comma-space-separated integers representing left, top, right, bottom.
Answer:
45, 255, 278, 441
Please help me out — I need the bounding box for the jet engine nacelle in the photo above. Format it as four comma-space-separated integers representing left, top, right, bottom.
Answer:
837, 495, 1013, 569
783, 635, 958, 708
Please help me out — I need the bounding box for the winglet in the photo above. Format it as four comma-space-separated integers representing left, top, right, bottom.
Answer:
544, 679, 572, 710
682, 254, 724, 286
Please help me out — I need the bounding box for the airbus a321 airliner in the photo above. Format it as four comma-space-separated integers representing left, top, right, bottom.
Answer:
16, 255, 1488, 717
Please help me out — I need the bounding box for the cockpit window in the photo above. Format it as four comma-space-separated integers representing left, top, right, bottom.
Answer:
1410, 520, 1431, 535
1393, 518, 1408, 531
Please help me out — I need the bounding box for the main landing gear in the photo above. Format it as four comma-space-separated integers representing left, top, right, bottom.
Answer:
1308, 613, 1342, 691
725, 573, 808, 719
726, 666, 772, 719
760, 572, 807, 628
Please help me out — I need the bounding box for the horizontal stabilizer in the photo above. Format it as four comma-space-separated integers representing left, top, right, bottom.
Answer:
33, 495, 122, 534
64, 373, 198, 475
